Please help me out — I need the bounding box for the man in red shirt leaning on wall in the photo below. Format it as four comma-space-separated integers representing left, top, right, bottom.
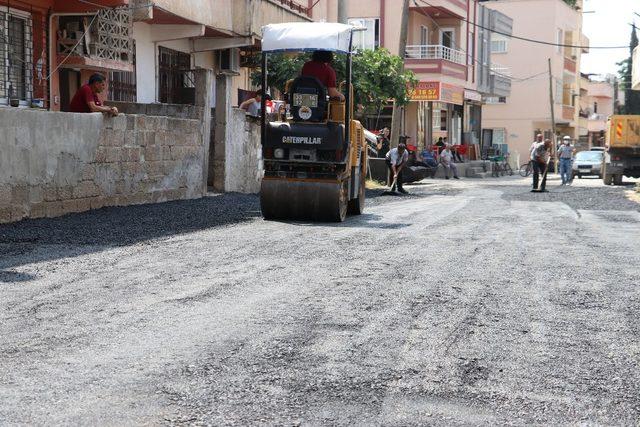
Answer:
68, 73, 119, 116
301, 50, 345, 102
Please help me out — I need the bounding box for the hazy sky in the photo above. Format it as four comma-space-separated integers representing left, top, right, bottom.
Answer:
581, 0, 638, 78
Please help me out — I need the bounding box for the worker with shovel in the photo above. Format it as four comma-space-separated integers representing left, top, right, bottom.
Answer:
531, 138, 552, 192
385, 143, 409, 194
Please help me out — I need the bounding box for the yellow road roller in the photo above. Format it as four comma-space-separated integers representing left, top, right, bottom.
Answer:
259, 22, 367, 222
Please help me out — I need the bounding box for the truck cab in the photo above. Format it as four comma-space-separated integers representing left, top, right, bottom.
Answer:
602, 115, 640, 185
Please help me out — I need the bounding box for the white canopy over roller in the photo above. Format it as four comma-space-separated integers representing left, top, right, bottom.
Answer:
261, 22, 355, 54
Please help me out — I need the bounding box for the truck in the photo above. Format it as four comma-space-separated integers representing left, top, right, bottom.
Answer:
602, 115, 640, 185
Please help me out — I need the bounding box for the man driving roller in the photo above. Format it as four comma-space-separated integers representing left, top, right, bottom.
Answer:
301, 50, 345, 102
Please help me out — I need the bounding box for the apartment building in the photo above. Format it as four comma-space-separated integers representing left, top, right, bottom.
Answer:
579, 74, 614, 147
0, 0, 310, 110
481, 0, 589, 161
310, 0, 511, 150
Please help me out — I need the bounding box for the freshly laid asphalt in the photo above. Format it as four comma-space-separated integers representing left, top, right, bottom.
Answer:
1, 175, 639, 425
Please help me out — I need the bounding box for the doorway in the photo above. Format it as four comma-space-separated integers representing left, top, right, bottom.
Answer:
60, 69, 81, 112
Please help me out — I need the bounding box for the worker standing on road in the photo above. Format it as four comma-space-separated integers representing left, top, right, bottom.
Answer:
385, 143, 409, 194
557, 136, 574, 185
531, 139, 552, 192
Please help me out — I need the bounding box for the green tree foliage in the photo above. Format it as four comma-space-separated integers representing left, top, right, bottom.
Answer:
624, 25, 640, 114
251, 49, 417, 117
563, 0, 577, 7
617, 58, 630, 90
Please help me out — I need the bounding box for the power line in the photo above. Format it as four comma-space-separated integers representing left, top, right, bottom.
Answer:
414, 0, 629, 50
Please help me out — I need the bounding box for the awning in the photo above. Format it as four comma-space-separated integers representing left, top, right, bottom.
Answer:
261, 22, 354, 53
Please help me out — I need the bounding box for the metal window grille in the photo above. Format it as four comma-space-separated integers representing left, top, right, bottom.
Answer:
158, 46, 194, 105
108, 70, 136, 102
0, 10, 33, 104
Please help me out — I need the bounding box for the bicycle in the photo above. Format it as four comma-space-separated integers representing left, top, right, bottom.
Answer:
488, 154, 513, 177
519, 161, 533, 177
488, 155, 505, 177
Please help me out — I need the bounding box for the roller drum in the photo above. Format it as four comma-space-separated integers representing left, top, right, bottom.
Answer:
260, 178, 347, 222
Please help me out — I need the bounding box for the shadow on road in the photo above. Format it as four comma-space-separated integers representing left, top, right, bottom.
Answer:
0, 193, 262, 275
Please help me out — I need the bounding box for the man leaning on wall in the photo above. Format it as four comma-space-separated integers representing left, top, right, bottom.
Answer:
67, 73, 119, 116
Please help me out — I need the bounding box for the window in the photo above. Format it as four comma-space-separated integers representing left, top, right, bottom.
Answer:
0, 9, 33, 104
492, 128, 506, 145
594, 101, 598, 113
158, 46, 193, 104
490, 35, 508, 54
348, 18, 380, 50
556, 29, 563, 53
469, 31, 475, 62
420, 25, 428, 46
109, 71, 136, 102
484, 96, 506, 104
440, 28, 455, 49
555, 79, 563, 104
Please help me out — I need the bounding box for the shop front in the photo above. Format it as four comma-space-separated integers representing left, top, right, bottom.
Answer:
406, 81, 464, 150
463, 89, 482, 147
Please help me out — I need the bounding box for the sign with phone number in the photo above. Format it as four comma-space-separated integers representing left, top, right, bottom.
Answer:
409, 82, 464, 105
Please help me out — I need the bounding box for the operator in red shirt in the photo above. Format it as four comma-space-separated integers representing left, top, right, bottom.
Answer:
68, 73, 119, 116
301, 50, 345, 102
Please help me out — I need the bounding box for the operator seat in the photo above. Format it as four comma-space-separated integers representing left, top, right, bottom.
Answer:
289, 76, 327, 122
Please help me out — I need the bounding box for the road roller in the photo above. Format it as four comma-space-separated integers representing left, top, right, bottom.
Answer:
259, 22, 367, 222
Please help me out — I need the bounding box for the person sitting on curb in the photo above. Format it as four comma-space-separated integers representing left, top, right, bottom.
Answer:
68, 73, 118, 116
385, 143, 409, 194
440, 144, 460, 180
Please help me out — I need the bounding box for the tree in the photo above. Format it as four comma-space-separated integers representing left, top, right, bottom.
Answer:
617, 57, 630, 90
251, 49, 417, 119
624, 25, 640, 114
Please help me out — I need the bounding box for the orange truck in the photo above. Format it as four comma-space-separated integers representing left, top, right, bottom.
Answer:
602, 115, 640, 185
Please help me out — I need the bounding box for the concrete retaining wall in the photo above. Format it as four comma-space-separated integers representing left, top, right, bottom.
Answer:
109, 101, 204, 120
0, 109, 204, 223
223, 110, 263, 194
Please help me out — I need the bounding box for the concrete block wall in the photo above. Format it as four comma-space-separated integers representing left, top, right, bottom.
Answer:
109, 101, 204, 121
224, 109, 263, 194
0, 109, 204, 224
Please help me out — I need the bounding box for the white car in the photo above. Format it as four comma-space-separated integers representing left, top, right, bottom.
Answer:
572, 150, 604, 179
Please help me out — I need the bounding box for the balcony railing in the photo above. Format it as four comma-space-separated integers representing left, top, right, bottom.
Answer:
564, 57, 577, 74
405, 45, 466, 65
562, 105, 575, 121
490, 63, 511, 77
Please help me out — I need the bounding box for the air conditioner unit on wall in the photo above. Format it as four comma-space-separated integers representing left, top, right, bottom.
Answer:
218, 48, 240, 75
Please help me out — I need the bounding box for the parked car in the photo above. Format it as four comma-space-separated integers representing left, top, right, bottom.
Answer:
572, 150, 604, 179
590, 146, 606, 151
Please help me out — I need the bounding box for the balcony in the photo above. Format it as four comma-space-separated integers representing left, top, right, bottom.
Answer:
581, 34, 589, 54
562, 105, 575, 121
405, 45, 466, 65
564, 57, 576, 74
410, 0, 468, 20
588, 82, 613, 98
55, 8, 134, 73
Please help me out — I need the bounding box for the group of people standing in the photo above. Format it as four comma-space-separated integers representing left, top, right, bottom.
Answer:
529, 133, 575, 192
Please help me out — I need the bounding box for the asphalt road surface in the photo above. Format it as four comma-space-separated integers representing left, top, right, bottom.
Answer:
1, 175, 639, 425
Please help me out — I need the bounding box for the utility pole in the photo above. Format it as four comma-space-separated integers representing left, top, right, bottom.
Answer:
390, 0, 410, 148
547, 58, 557, 173
337, 0, 347, 24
